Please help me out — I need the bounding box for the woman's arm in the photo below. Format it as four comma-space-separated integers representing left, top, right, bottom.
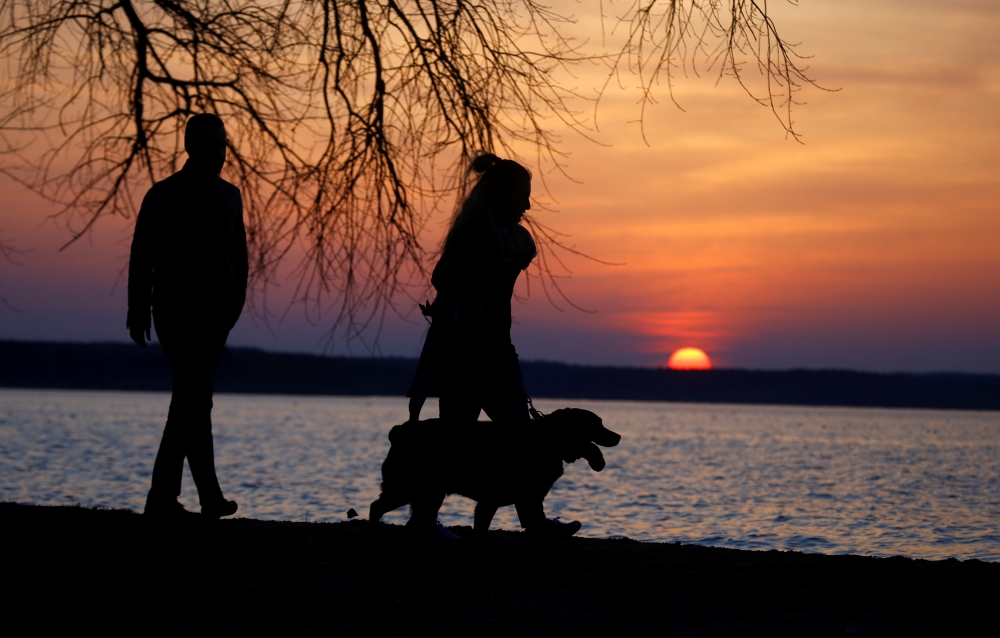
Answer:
431, 227, 482, 297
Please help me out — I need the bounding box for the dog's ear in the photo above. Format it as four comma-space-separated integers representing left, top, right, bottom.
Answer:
580, 441, 607, 471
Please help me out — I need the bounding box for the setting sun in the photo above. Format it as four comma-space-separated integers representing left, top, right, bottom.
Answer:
667, 347, 712, 370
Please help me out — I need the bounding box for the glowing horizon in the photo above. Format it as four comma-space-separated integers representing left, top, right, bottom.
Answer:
1, 0, 999, 374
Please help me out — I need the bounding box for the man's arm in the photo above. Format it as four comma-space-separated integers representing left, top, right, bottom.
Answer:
127, 189, 157, 347
228, 188, 249, 330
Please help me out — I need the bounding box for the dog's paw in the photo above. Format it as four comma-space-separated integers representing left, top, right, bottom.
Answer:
526, 517, 582, 540
408, 521, 464, 542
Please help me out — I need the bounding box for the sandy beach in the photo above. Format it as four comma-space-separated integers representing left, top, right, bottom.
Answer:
4, 502, 997, 636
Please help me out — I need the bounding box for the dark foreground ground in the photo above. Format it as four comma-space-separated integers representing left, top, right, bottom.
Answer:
4, 503, 997, 636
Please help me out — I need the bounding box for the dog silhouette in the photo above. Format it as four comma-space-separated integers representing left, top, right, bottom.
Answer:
369, 408, 621, 538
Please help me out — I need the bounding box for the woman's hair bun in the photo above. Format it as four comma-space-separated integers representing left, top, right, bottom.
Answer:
470, 152, 501, 174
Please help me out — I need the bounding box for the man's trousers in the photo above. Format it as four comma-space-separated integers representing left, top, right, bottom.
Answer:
147, 318, 229, 507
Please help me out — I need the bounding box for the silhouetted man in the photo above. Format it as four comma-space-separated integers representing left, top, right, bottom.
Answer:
128, 113, 247, 519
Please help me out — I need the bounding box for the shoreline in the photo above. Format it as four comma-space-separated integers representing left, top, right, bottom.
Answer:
5, 503, 997, 635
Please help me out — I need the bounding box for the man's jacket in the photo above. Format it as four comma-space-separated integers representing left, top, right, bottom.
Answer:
127, 161, 248, 330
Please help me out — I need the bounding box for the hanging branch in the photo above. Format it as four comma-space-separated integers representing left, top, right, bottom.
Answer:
0, 0, 817, 345
601, 0, 820, 141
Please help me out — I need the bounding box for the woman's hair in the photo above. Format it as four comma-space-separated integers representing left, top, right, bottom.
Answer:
444, 152, 531, 249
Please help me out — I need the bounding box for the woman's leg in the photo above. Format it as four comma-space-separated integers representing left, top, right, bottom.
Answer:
480, 351, 531, 422
438, 394, 482, 421
437, 338, 529, 422
480, 392, 529, 423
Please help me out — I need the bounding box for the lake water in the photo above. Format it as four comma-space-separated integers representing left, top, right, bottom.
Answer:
1, 388, 997, 561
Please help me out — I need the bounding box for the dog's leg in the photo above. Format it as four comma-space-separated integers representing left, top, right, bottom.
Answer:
368, 497, 387, 529
407, 492, 445, 531
473, 502, 498, 538
369, 494, 408, 527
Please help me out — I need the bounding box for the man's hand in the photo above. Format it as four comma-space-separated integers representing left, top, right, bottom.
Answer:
130, 325, 151, 347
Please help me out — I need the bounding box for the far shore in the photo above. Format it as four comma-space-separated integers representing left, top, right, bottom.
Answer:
4, 503, 996, 635
3, 340, 1000, 410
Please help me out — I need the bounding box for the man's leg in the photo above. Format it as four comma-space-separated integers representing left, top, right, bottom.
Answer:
146, 321, 197, 509
148, 320, 228, 512
146, 378, 189, 507
181, 325, 229, 509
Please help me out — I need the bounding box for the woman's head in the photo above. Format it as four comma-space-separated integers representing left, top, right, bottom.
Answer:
469, 153, 532, 224
446, 153, 531, 246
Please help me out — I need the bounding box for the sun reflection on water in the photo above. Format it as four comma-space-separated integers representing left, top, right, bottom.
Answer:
1, 389, 997, 561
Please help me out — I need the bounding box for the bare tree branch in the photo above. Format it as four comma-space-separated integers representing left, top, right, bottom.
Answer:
0, 0, 818, 346
0, 226, 26, 310
600, 0, 822, 142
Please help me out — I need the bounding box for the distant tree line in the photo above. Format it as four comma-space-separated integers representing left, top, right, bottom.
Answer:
4, 341, 997, 411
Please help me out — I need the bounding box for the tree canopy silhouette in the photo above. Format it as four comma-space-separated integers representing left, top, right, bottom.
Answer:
0, 0, 817, 343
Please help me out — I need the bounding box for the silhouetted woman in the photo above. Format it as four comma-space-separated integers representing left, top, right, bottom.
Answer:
406, 154, 586, 539
407, 153, 536, 423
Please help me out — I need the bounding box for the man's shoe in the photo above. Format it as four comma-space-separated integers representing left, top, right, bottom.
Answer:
201, 499, 238, 519
144, 499, 196, 519
526, 517, 582, 539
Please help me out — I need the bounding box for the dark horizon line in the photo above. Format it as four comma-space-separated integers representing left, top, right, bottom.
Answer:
2, 339, 998, 410
3, 338, 995, 380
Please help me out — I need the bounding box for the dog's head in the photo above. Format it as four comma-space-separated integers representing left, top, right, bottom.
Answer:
541, 408, 621, 471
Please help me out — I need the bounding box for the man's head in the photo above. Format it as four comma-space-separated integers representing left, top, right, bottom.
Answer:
184, 113, 227, 174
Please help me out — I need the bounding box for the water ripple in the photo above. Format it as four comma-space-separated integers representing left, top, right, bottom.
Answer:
1, 389, 998, 561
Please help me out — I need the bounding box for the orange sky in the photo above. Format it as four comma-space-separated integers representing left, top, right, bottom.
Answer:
2, 0, 999, 372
